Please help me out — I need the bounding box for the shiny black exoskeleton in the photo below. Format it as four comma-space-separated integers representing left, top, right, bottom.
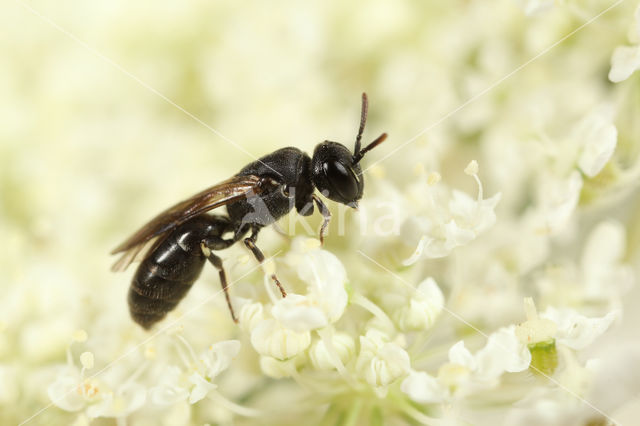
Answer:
128, 215, 235, 329
116, 93, 387, 329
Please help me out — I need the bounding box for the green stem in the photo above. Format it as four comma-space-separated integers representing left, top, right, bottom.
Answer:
342, 397, 363, 426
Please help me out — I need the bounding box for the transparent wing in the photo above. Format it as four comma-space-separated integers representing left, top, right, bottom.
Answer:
111, 174, 277, 271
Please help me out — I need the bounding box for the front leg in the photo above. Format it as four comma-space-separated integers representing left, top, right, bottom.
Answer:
243, 227, 287, 298
312, 194, 331, 245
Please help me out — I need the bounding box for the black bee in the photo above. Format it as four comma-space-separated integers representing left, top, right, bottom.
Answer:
112, 93, 387, 329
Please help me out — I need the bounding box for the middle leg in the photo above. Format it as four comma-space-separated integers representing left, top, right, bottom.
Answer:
243, 227, 287, 298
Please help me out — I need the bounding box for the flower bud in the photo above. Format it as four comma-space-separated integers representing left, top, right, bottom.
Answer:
394, 278, 444, 331
355, 330, 410, 391
309, 332, 356, 370
259, 356, 299, 378
239, 302, 264, 333
250, 319, 311, 360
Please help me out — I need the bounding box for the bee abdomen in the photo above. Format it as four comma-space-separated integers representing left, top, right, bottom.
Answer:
128, 259, 205, 329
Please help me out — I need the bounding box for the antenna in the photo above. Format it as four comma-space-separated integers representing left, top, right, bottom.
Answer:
352, 92, 386, 163
353, 133, 387, 164
354, 92, 368, 157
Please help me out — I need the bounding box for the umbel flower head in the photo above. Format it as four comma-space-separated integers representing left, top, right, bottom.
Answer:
6, 1, 640, 425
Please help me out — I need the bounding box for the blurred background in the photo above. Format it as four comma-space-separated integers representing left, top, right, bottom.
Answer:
2, 0, 640, 424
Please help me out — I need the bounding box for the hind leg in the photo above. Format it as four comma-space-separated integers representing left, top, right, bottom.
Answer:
201, 242, 237, 323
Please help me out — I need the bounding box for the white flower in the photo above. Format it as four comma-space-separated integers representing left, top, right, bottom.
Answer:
355, 329, 410, 395
402, 327, 530, 403
449, 190, 501, 235
535, 170, 583, 234
48, 366, 99, 412
149, 366, 190, 406
149, 340, 240, 405
286, 237, 349, 324
271, 294, 329, 332
610, 44, 640, 83
198, 340, 241, 380
309, 332, 356, 370
48, 351, 146, 419
250, 318, 311, 360
515, 298, 558, 346
86, 382, 146, 419
574, 108, 618, 178
393, 277, 444, 331
609, 5, 640, 82
400, 371, 442, 404
259, 356, 303, 378
187, 373, 217, 404
540, 307, 618, 350
239, 301, 265, 332
403, 162, 501, 264
475, 326, 532, 379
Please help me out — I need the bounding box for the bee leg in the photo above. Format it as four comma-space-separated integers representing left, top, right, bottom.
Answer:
201, 242, 237, 323
243, 228, 287, 298
312, 194, 331, 245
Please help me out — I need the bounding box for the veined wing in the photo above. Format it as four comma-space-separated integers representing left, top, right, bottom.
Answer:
111, 174, 278, 271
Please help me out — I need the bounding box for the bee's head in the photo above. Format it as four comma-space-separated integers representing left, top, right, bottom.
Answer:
311, 93, 387, 208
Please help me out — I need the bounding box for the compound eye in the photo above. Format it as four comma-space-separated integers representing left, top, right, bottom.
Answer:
323, 160, 359, 201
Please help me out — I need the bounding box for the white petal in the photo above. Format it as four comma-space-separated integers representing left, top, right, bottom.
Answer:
271, 294, 328, 332
121, 383, 146, 415
149, 366, 189, 406
448, 341, 476, 370
609, 45, 640, 83
402, 235, 432, 265
448, 190, 477, 219
476, 326, 531, 379
538, 171, 583, 233
86, 383, 146, 418
443, 220, 475, 250
199, 340, 241, 379
296, 249, 349, 323
86, 394, 112, 419
575, 109, 617, 178
188, 373, 216, 404
259, 356, 299, 378
416, 278, 445, 306
474, 193, 502, 233
401, 370, 444, 404
449, 190, 501, 234
250, 319, 311, 360
239, 302, 264, 332
309, 332, 356, 370
395, 278, 444, 331
581, 221, 626, 269
541, 308, 618, 350
47, 367, 85, 412
359, 343, 410, 388
356, 330, 410, 388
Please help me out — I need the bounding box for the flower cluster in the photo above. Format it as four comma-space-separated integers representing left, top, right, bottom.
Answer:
3, 0, 640, 425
